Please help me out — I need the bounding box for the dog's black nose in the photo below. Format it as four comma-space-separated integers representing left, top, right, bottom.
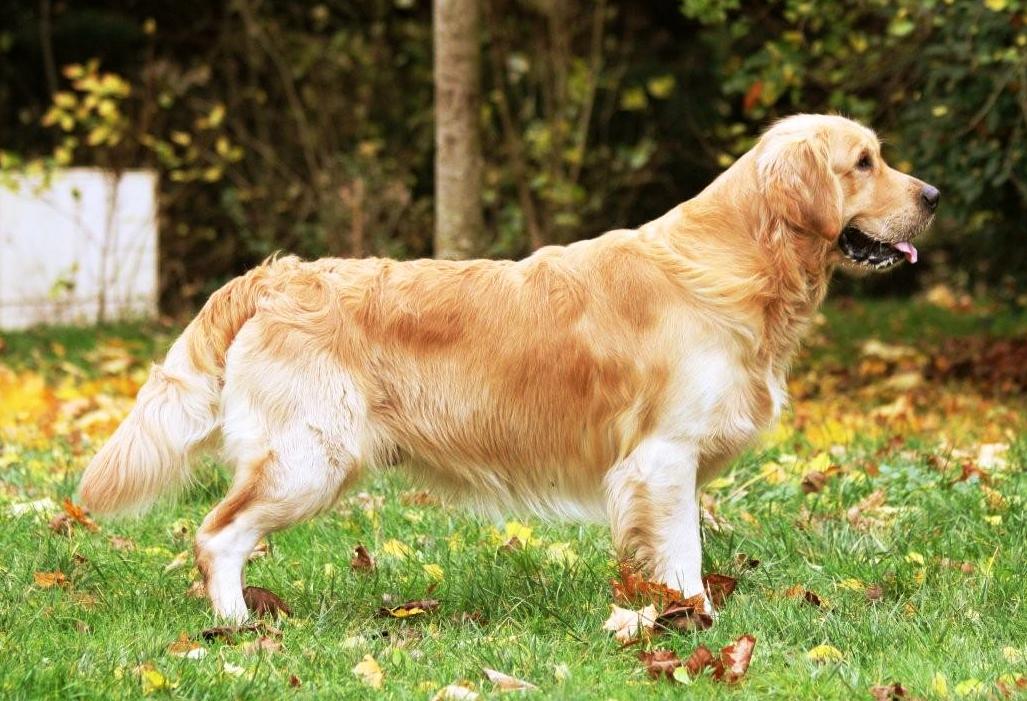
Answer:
921, 184, 940, 212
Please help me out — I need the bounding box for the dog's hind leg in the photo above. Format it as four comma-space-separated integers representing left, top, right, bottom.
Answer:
194, 421, 358, 621
605, 438, 710, 611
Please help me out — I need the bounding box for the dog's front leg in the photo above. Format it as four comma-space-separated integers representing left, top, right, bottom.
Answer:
605, 438, 710, 613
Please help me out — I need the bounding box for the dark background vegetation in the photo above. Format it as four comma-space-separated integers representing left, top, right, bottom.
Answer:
1, 0, 1024, 312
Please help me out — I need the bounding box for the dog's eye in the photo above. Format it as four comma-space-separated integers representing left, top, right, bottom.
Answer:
856, 152, 873, 171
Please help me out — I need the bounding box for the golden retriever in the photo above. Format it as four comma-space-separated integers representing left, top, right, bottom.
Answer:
79, 114, 938, 621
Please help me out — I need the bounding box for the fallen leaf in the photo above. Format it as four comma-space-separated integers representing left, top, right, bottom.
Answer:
639, 649, 682, 679
9, 497, 57, 517
714, 634, 756, 683
378, 598, 440, 618
350, 544, 376, 572
807, 644, 843, 663
241, 636, 282, 655
801, 471, 828, 493
289, 674, 301, 688
381, 538, 413, 559
167, 633, 206, 659
243, 586, 292, 618
353, 654, 384, 689
954, 678, 984, 697
611, 562, 682, 607
684, 644, 716, 677
655, 596, 714, 631
200, 621, 279, 642
735, 553, 761, 569
137, 663, 174, 694
870, 682, 907, 700
702, 573, 738, 608
110, 535, 136, 551
483, 667, 538, 692
34, 570, 67, 588
866, 584, 884, 602
432, 684, 480, 700
223, 662, 246, 676
602, 604, 658, 643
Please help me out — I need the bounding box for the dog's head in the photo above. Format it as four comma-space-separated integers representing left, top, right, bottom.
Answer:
756, 114, 938, 270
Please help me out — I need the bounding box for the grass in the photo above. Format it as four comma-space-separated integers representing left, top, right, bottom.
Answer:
0, 298, 1025, 700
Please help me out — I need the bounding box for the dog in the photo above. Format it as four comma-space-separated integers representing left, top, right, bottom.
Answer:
79, 114, 938, 621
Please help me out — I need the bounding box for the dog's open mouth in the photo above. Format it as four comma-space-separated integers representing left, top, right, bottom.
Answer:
838, 225, 918, 269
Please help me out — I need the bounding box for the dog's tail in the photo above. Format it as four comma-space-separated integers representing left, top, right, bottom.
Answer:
78, 258, 291, 515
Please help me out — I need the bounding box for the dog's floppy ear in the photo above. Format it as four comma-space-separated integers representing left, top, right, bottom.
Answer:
757, 132, 843, 241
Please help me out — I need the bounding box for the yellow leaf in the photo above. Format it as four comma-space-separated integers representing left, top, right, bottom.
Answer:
381, 538, 412, 559
503, 521, 533, 546
985, 0, 1007, 11
706, 475, 735, 490
423, 563, 445, 581
931, 672, 949, 696
760, 461, 787, 485
905, 552, 925, 565
984, 514, 1002, 526
447, 532, 464, 552
954, 678, 984, 696
1001, 646, 1024, 663
837, 578, 864, 591
139, 665, 173, 694
806, 644, 843, 663
353, 654, 384, 689
546, 542, 578, 566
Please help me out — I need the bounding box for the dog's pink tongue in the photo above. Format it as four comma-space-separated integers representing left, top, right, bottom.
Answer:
894, 241, 918, 264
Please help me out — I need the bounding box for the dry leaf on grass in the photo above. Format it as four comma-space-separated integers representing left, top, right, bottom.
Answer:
48, 498, 100, 535
483, 667, 539, 692
110, 535, 136, 551
34, 570, 68, 588
167, 633, 206, 659
639, 649, 684, 680
199, 621, 280, 643
353, 654, 384, 689
655, 596, 714, 632
351, 544, 376, 572
378, 598, 440, 618
870, 682, 906, 700
241, 636, 282, 655
641, 635, 755, 684
603, 604, 658, 643
611, 562, 682, 607
432, 683, 479, 700
243, 586, 292, 618
702, 572, 738, 608
715, 635, 756, 683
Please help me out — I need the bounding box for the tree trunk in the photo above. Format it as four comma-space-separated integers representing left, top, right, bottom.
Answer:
433, 0, 484, 260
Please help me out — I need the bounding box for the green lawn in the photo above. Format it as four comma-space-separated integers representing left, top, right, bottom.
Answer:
0, 298, 1025, 700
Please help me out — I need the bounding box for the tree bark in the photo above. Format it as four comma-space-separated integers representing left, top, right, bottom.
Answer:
433, 0, 484, 260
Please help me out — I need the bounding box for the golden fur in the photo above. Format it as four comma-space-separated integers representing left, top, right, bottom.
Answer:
79, 114, 937, 621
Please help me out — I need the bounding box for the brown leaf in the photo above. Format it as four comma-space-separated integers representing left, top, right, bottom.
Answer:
956, 462, 988, 484
685, 645, 716, 677
378, 598, 440, 618
713, 634, 756, 683
612, 562, 682, 607
702, 573, 738, 608
49, 499, 99, 535
865, 584, 884, 602
242, 636, 282, 655
785, 584, 825, 609
870, 682, 907, 701
639, 649, 682, 680
483, 668, 538, 692
734, 553, 761, 570
801, 471, 828, 494
200, 621, 280, 642
289, 674, 301, 688
110, 535, 136, 551
656, 596, 714, 632
243, 586, 292, 618
350, 544, 376, 572
34, 570, 68, 588
803, 590, 824, 608
499, 536, 523, 552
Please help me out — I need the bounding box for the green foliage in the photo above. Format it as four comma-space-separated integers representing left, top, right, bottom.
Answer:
684, 0, 1027, 294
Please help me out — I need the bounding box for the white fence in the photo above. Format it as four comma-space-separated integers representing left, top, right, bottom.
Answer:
0, 168, 158, 330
